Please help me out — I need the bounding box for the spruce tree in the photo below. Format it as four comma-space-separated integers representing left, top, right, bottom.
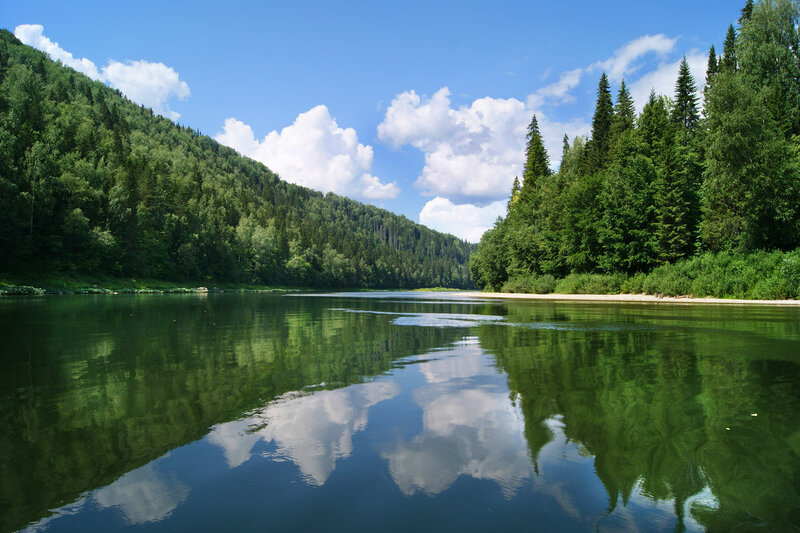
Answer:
586, 73, 614, 173
610, 80, 635, 142
721, 25, 737, 72
672, 56, 700, 131
522, 114, 550, 190
739, 0, 754, 24
562, 134, 570, 160
706, 45, 719, 85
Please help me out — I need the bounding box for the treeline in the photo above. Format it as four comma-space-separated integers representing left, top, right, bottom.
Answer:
0, 30, 473, 288
470, 0, 800, 296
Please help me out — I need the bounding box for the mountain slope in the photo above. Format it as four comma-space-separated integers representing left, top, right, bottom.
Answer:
0, 30, 473, 288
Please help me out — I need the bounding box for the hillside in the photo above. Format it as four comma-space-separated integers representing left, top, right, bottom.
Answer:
0, 30, 473, 289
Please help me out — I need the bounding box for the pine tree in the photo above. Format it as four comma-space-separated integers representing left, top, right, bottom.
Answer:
610, 80, 635, 143
562, 134, 570, 160
721, 25, 737, 72
706, 45, 719, 85
672, 56, 700, 131
522, 114, 550, 191
739, 0, 754, 24
508, 176, 521, 211
585, 73, 614, 173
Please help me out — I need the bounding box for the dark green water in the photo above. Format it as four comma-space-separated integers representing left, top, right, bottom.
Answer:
1, 292, 799, 532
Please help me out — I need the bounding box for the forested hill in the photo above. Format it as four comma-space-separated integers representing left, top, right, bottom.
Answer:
470, 0, 800, 296
0, 30, 473, 289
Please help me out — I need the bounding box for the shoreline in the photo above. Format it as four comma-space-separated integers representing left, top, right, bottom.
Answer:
460, 291, 800, 306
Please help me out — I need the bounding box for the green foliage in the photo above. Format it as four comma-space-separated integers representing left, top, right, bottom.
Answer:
471, 3, 800, 297
585, 73, 614, 173
0, 30, 473, 289
554, 272, 624, 294
501, 273, 556, 294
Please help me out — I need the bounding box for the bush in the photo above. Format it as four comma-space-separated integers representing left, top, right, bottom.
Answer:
501, 274, 556, 294
555, 273, 624, 294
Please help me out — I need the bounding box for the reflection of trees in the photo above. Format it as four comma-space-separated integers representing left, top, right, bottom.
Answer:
478, 303, 800, 531
0, 295, 469, 532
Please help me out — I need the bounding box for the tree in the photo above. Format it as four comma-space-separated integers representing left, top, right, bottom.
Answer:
521, 114, 550, 191
672, 56, 700, 132
705, 45, 719, 88
610, 80, 635, 146
585, 73, 614, 173
720, 25, 738, 72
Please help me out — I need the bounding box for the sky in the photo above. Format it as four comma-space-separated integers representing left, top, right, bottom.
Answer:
3, 1, 743, 242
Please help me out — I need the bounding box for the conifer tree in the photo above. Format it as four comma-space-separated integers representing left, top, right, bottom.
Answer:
562, 134, 570, 160
740, 0, 754, 24
721, 25, 737, 72
585, 73, 614, 173
522, 114, 550, 191
611, 80, 635, 139
508, 177, 521, 211
706, 45, 719, 85
671, 56, 700, 131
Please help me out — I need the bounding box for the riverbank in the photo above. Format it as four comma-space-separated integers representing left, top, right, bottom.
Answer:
461, 291, 800, 305
0, 273, 312, 296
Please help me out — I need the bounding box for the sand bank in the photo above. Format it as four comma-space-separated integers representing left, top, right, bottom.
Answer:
460, 292, 800, 306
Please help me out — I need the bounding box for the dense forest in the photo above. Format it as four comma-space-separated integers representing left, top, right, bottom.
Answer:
0, 30, 473, 289
470, 0, 800, 298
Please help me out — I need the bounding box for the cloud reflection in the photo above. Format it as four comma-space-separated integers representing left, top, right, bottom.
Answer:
208, 381, 399, 485
93, 462, 188, 524
383, 343, 534, 497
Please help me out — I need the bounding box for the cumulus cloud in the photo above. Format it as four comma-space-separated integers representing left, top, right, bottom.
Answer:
378, 87, 589, 207
629, 52, 707, 111
419, 197, 506, 242
216, 106, 399, 200
14, 24, 189, 120
13, 24, 102, 80
102, 60, 189, 120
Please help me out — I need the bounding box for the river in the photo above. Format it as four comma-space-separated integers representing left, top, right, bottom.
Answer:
1, 292, 798, 532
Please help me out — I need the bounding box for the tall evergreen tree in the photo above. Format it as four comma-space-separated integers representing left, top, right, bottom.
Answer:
521, 114, 550, 191
610, 80, 635, 141
671, 56, 700, 131
585, 73, 614, 173
721, 25, 738, 72
740, 0, 754, 23
706, 45, 719, 85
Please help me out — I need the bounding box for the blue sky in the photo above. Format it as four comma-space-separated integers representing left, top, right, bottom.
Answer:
4, 1, 742, 241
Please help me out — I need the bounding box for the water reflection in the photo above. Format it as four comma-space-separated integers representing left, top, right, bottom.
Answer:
2, 294, 799, 532
209, 381, 399, 484
93, 462, 188, 524
384, 340, 533, 497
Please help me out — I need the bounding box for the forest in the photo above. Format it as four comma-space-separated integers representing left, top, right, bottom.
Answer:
470, 0, 800, 299
0, 30, 473, 289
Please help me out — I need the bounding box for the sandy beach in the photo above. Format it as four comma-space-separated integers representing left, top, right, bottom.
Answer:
459, 292, 800, 306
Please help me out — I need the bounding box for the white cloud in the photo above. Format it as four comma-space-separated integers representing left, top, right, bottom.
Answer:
629, 52, 707, 111
14, 24, 102, 80
533, 68, 584, 105
216, 107, 399, 200
595, 33, 677, 82
14, 24, 189, 120
531, 34, 677, 108
378, 87, 589, 205
102, 60, 190, 120
419, 197, 506, 243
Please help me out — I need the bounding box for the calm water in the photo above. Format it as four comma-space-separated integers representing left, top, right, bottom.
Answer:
1, 292, 799, 532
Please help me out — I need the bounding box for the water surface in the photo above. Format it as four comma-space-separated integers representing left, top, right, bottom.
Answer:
1, 292, 799, 532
